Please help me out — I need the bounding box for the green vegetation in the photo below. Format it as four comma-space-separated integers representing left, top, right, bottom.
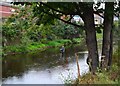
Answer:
74, 47, 120, 85
3, 38, 83, 55
96, 32, 103, 40
2, 5, 84, 55
75, 64, 119, 84
2, 2, 119, 84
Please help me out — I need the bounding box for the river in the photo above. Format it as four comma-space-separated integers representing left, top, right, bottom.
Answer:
2, 44, 89, 84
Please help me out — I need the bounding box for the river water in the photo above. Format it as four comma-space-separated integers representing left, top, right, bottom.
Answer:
2, 44, 89, 84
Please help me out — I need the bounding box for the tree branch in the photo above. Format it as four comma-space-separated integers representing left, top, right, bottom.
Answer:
42, 10, 84, 29
94, 11, 104, 18
67, 15, 74, 22
73, 2, 84, 19
40, 2, 77, 15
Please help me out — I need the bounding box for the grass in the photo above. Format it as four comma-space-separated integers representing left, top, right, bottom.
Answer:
72, 38, 83, 43
74, 47, 119, 85
3, 38, 82, 55
74, 63, 119, 84
96, 33, 103, 40
27, 43, 46, 51
47, 41, 62, 46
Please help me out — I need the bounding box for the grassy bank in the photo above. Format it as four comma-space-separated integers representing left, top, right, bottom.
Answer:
74, 48, 119, 85
75, 64, 119, 84
3, 38, 83, 55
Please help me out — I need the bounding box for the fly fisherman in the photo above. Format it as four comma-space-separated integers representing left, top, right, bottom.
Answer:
60, 46, 65, 57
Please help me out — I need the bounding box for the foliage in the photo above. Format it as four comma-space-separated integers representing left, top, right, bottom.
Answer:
74, 64, 119, 84
2, 6, 34, 41
61, 70, 75, 84
2, 4, 85, 55
53, 20, 83, 40
3, 39, 75, 55
74, 48, 119, 84
96, 30, 103, 40
2, 4, 84, 47
32, 2, 76, 24
47, 39, 71, 47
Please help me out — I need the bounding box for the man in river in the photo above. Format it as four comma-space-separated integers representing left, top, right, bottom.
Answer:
60, 46, 65, 57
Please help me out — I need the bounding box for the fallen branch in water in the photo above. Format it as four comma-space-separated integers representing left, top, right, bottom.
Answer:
75, 53, 80, 81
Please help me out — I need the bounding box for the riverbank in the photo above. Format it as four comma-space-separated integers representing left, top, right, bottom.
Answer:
74, 48, 119, 84
3, 38, 84, 56
69, 33, 119, 84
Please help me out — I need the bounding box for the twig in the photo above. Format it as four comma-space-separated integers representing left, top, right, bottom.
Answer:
75, 53, 80, 81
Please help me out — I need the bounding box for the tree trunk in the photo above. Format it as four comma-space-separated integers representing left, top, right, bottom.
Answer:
118, 5, 120, 69
108, 29, 113, 69
101, 2, 114, 69
83, 7, 99, 74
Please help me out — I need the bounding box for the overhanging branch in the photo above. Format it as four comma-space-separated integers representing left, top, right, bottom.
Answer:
94, 11, 104, 18
67, 15, 74, 22
43, 10, 84, 29
40, 2, 77, 15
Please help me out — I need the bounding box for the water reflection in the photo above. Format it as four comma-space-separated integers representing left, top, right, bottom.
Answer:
2, 45, 89, 84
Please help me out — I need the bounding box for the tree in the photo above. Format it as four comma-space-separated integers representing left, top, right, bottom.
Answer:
2, 5, 35, 45
101, 2, 114, 70
92, 1, 119, 70
79, 3, 99, 74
